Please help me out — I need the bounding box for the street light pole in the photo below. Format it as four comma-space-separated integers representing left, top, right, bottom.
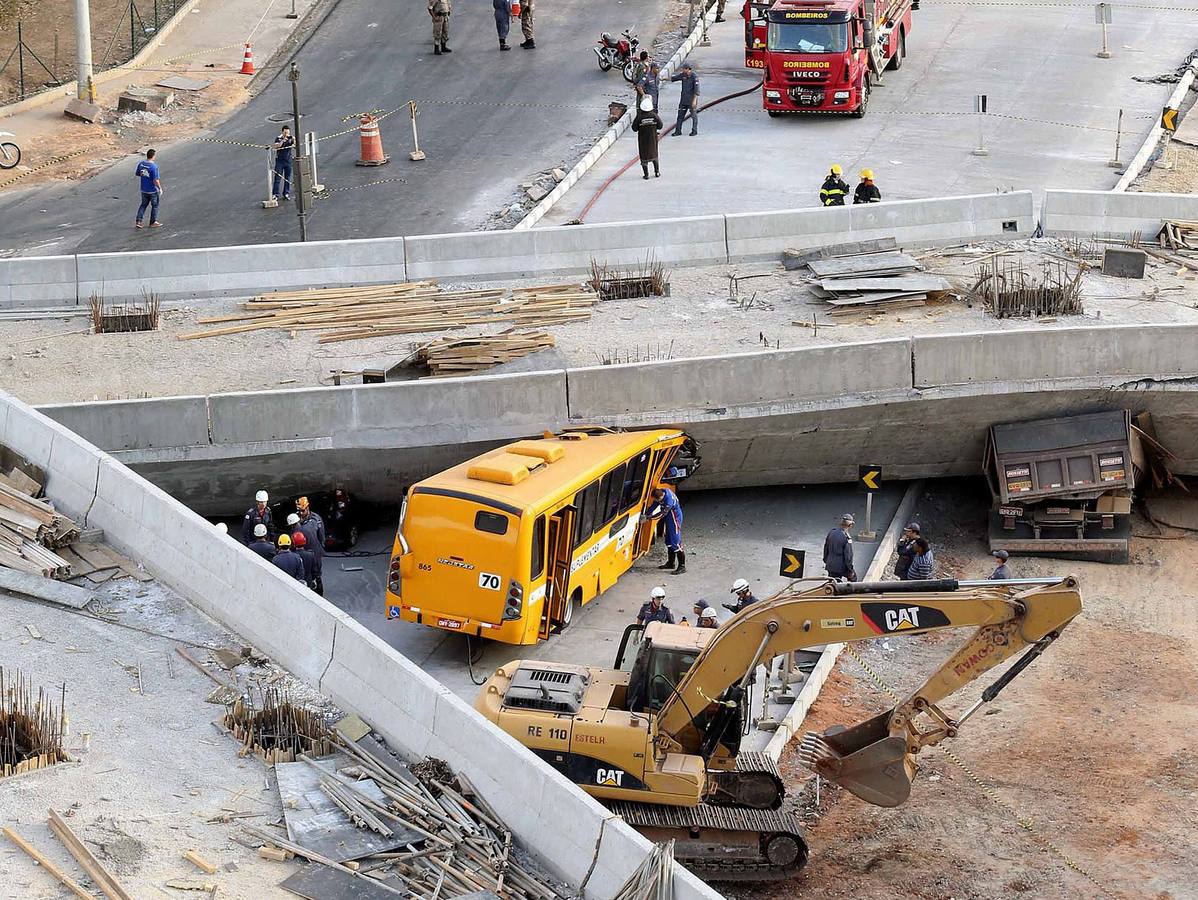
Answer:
288, 61, 308, 242
74, 0, 95, 101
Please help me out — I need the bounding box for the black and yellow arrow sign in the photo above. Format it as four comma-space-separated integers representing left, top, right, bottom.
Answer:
1162, 106, 1178, 133
858, 464, 883, 493
779, 547, 805, 578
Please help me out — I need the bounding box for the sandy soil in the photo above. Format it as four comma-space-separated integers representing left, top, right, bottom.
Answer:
4, 237, 1198, 405
1138, 139, 1198, 195
728, 480, 1198, 900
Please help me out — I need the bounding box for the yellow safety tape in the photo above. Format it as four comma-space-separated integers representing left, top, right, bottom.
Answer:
0, 148, 90, 190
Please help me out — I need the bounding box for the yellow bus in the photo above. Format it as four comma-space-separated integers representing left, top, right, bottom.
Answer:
385, 427, 699, 645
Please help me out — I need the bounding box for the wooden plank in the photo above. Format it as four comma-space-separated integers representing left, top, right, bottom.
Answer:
48, 809, 134, 900
55, 546, 96, 576
819, 274, 950, 292
2, 826, 95, 900
807, 252, 921, 277
5, 468, 42, 496
0, 567, 97, 609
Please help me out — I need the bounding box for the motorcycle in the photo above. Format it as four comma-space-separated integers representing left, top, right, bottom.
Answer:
0, 133, 21, 170
593, 28, 640, 83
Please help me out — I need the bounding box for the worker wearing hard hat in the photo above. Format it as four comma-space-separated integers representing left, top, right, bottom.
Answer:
292, 531, 318, 589
271, 534, 307, 583
696, 607, 719, 629
853, 169, 882, 204
637, 587, 675, 625
723, 578, 760, 614
296, 497, 327, 595
241, 489, 275, 545
247, 523, 277, 561
819, 164, 849, 207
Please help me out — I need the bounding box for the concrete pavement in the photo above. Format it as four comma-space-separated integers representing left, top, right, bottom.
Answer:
0, 0, 675, 256
542, 0, 1198, 225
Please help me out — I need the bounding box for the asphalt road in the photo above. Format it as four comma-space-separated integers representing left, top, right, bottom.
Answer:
0, 0, 673, 256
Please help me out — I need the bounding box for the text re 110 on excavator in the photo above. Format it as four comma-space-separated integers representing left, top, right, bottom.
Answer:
475, 576, 1082, 881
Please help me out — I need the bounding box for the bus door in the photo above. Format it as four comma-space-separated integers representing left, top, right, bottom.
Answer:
634, 445, 682, 557
540, 505, 577, 639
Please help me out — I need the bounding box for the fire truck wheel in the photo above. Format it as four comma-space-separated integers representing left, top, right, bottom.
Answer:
887, 28, 906, 71
852, 77, 870, 118
767, 110, 782, 118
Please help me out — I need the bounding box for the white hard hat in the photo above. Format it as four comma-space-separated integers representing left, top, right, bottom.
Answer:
639, 96, 654, 112
287, 513, 300, 526
255, 490, 269, 503
253, 523, 267, 537
701, 607, 717, 619
215, 522, 228, 534
731, 578, 749, 593
651, 587, 666, 600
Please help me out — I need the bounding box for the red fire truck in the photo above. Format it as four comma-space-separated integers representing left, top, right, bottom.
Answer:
760, 0, 914, 117
742, 1, 771, 69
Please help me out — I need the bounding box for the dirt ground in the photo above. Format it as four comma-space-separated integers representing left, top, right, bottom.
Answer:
1138, 138, 1198, 195
727, 479, 1198, 900
4, 237, 1198, 405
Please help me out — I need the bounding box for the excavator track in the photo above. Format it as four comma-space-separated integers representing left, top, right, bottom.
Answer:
707, 751, 785, 810
610, 800, 808, 882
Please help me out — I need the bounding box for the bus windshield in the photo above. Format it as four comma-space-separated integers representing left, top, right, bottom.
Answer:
767, 22, 848, 53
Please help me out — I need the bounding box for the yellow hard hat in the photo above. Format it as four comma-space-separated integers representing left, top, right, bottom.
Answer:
860, 168, 874, 179
830, 164, 843, 176
296, 496, 310, 511
277, 533, 292, 548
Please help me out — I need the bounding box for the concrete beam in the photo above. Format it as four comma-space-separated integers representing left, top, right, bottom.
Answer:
1041, 189, 1198, 239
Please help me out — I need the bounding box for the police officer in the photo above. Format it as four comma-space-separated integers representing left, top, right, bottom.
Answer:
696, 606, 719, 629
247, 523, 276, 560
649, 486, 685, 575
428, 0, 452, 55
819, 164, 849, 206
853, 168, 881, 204
894, 522, 920, 580
518, 0, 535, 49
990, 549, 1012, 580
724, 577, 759, 614
292, 530, 318, 589
241, 490, 274, 545
493, 0, 512, 50
296, 497, 326, 595
271, 534, 306, 583
637, 587, 675, 625
822, 513, 856, 581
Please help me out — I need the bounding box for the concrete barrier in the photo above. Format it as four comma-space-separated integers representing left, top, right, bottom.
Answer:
725, 192, 1034, 262
1040, 190, 1198, 239
0, 254, 77, 308
0, 388, 723, 900
40, 396, 210, 452
912, 323, 1198, 387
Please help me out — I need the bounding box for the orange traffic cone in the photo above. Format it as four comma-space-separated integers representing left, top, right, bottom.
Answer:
356, 114, 390, 166
239, 43, 255, 75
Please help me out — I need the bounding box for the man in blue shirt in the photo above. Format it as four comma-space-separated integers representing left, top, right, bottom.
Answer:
670, 63, 700, 137
134, 149, 162, 228
823, 513, 856, 581
649, 486, 685, 575
271, 126, 295, 201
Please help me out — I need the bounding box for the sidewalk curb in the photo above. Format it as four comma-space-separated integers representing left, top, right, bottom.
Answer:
513, 4, 718, 231
761, 480, 925, 763
0, 0, 203, 120
1113, 60, 1198, 192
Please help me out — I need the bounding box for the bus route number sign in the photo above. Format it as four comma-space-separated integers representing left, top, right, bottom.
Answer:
479, 572, 502, 591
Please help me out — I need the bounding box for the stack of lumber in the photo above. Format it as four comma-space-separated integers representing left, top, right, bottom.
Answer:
805, 249, 950, 317
416, 332, 555, 376
0, 480, 78, 578
178, 281, 598, 345
1159, 220, 1198, 253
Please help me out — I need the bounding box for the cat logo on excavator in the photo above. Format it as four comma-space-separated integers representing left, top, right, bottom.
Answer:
596, 768, 625, 787
862, 603, 952, 634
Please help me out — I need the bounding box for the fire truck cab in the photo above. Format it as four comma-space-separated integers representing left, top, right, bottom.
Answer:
761, 0, 912, 117
742, 0, 772, 69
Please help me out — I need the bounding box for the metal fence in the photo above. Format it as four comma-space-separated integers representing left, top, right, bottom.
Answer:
0, 0, 188, 103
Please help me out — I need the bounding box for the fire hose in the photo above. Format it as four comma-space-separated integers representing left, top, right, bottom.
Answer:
575, 78, 764, 223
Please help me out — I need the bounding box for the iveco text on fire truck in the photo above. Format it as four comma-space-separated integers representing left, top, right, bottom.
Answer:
761, 0, 914, 117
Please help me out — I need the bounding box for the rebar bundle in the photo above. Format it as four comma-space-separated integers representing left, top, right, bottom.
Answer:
89, 291, 161, 334
973, 256, 1085, 319
222, 688, 332, 765
612, 840, 675, 900
588, 255, 670, 301
0, 668, 69, 778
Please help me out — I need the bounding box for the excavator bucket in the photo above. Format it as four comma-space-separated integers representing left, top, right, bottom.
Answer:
797, 711, 915, 808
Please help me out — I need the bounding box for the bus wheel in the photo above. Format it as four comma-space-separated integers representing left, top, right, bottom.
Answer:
562, 588, 581, 630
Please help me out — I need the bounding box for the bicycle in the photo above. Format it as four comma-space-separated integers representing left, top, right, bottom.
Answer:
0, 133, 22, 170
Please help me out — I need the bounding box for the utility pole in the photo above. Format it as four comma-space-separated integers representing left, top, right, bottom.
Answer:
289, 61, 308, 242
74, 0, 95, 102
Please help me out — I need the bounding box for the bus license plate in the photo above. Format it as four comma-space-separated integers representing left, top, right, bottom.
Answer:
437, 617, 463, 630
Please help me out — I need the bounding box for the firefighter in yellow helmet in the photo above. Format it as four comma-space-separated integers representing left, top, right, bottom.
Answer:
853, 168, 881, 204
819, 164, 849, 207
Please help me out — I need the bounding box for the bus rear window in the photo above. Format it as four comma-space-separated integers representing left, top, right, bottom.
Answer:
475, 511, 509, 535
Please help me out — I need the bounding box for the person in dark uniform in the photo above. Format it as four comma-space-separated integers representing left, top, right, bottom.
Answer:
247, 523, 276, 560
632, 95, 663, 179
271, 534, 306, 583
819, 164, 849, 206
637, 587, 675, 625
724, 577, 759, 613
296, 496, 326, 595
241, 490, 274, 545
853, 168, 881, 204
649, 486, 686, 574
990, 549, 1012, 580
696, 606, 719, 629
822, 513, 856, 581
270, 125, 295, 201
292, 530, 317, 589
492, 0, 511, 50
894, 521, 920, 580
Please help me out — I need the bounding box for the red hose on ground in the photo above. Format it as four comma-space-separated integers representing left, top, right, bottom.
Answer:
576, 78, 764, 223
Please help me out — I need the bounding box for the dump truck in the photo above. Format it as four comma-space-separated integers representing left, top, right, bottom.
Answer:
761, 0, 914, 117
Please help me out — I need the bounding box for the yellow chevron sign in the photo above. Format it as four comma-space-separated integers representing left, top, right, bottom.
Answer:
858, 465, 883, 493
779, 548, 805, 578
1162, 106, 1178, 133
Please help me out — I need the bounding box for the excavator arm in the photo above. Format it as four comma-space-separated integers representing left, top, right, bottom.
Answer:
654, 576, 1082, 807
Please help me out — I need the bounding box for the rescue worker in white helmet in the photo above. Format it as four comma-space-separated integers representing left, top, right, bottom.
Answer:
242, 489, 274, 545
724, 577, 760, 614
637, 587, 675, 625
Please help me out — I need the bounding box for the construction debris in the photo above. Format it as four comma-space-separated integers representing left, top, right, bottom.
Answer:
178, 281, 597, 345
611, 840, 675, 900
415, 332, 555, 376
1158, 219, 1198, 252
222, 689, 333, 765
90, 292, 161, 334
2, 826, 94, 900
0, 668, 70, 779
47, 808, 134, 900
972, 256, 1084, 318
802, 248, 950, 317
588, 257, 670, 300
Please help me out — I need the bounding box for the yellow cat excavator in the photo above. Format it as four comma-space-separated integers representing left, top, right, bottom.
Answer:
475, 576, 1082, 881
